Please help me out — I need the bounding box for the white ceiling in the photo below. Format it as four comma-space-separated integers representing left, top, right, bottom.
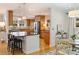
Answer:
52, 3, 79, 13
0, 3, 79, 14
0, 3, 51, 14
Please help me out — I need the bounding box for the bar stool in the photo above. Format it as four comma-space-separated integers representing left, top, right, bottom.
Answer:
8, 35, 22, 55
11, 36, 22, 55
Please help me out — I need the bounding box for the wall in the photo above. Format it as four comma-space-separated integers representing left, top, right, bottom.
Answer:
50, 7, 69, 47
68, 17, 75, 37
0, 11, 8, 42
68, 17, 79, 37
0, 31, 7, 41
3, 11, 9, 42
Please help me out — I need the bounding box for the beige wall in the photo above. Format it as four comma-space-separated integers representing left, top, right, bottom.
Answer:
50, 7, 69, 47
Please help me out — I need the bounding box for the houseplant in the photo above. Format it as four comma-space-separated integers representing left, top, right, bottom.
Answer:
71, 34, 76, 41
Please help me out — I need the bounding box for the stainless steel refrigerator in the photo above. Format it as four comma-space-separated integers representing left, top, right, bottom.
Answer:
33, 21, 40, 34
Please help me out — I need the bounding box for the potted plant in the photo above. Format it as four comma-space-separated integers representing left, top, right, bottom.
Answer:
71, 34, 76, 41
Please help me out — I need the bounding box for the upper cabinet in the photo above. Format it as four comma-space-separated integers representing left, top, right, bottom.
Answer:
26, 19, 34, 26
35, 15, 50, 31
35, 15, 45, 30
8, 10, 13, 26
13, 17, 26, 28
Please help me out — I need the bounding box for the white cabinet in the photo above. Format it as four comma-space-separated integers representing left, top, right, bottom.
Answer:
13, 17, 26, 28
22, 35, 39, 54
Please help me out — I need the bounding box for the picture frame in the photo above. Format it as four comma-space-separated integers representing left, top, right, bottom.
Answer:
76, 18, 79, 27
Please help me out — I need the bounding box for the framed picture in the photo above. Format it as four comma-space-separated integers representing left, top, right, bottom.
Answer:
76, 18, 79, 27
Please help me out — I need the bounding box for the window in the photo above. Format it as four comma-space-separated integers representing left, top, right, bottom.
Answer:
76, 18, 79, 27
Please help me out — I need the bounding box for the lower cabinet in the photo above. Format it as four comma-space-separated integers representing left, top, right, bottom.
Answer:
22, 35, 39, 54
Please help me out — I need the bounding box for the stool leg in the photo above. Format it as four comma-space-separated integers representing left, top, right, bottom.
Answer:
7, 40, 10, 52
19, 42, 20, 50
21, 41, 22, 53
11, 42, 14, 55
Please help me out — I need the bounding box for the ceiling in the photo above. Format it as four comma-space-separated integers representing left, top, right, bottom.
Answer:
0, 3, 79, 14
52, 3, 79, 13
0, 3, 51, 14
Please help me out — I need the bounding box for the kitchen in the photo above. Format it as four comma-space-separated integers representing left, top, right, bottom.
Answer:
2, 3, 50, 54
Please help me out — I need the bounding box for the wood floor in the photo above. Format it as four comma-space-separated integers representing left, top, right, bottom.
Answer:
0, 40, 55, 55
40, 38, 50, 51
29, 38, 55, 55
0, 41, 25, 55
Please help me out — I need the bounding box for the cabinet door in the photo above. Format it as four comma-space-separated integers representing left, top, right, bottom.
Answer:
13, 20, 18, 26
8, 10, 13, 26
19, 20, 25, 27
13, 17, 26, 27
27, 19, 34, 26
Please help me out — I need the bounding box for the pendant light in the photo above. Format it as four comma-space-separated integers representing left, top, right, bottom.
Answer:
17, 3, 27, 20
22, 3, 27, 20
17, 5, 22, 20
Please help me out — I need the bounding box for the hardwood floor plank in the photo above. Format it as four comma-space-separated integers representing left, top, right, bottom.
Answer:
0, 41, 25, 55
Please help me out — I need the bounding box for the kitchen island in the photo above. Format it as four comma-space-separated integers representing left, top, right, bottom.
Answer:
22, 34, 39, 54
10, 32, 40, 54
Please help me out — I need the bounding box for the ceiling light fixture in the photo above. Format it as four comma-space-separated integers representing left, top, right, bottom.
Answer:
17, 3, 27, 20
17, 5, 22, 20
22, 3, 27, 20
68, 10, 79, 17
